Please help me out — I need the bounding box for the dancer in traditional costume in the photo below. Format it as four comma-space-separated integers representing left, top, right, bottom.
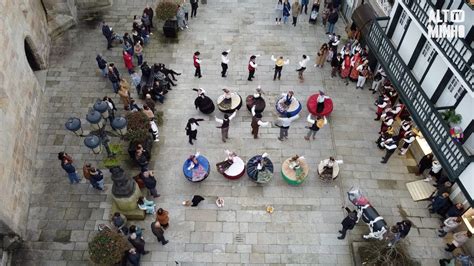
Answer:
193, 88, 215, 114
247, 153, 274, 184
246, 86, 266, 113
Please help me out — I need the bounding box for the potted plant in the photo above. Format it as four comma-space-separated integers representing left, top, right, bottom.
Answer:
125, 111, 153, 159
88, 229, 130, 265
156, 0, 180, 38
441, 109, 462, 125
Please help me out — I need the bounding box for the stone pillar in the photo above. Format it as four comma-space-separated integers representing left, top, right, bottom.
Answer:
109, 167, 145, 220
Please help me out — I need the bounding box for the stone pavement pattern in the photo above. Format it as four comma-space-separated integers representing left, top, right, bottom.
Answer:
14, 0, 450, 265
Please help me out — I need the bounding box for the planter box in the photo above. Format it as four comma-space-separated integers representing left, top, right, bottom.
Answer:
163, 19, 178, 38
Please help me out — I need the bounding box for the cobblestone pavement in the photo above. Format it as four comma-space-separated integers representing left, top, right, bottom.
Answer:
14, 0, 450, 265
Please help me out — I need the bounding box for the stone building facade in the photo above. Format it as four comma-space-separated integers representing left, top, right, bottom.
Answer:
0, 0, 112, 243
0, 0, 51, 239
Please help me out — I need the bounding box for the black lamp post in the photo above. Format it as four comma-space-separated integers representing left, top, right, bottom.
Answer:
65, 99, 127, 157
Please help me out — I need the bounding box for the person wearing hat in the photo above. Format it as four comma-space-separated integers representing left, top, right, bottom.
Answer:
251, 105, 270, 139
305, 114, 327, 140
221, 49, 231, 77
215, 110, 237, 142
185, 118, 205, 145
355, 60, 370, 89
247, 54, 261, 81
193, 51, 202, 78
271, 55, 290, 80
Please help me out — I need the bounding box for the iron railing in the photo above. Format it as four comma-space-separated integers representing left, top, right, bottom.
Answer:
364, 19, 471, 183
402, 0, 474, 90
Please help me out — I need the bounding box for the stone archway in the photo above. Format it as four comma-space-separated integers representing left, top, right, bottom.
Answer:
24, 36, 46, 71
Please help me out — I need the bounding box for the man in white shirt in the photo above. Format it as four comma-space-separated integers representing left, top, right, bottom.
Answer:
221, 49, 231, 77
277, 114, 300, 141
215, 111, 237, 142
296, 55, 310, 80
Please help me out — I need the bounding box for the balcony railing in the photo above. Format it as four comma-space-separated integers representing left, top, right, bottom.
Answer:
402, 0, 474, 91
364, 19, 471, 182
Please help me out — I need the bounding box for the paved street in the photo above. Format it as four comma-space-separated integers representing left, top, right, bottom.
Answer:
15, 0, 449, 265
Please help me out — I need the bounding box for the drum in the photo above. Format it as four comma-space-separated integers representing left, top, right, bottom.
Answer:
281, 157, 309, 186
217, 93, 243, 113
217, 156, 245, 180
275, 96, 302, 117
195, 95, 215, 114
183, 155, 210, 182
307, 93, 333, 116
246, 95, 266, 113
246, 156, 274, 184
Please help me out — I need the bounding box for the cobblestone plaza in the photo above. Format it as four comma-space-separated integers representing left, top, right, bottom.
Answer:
12, 0, 452, 265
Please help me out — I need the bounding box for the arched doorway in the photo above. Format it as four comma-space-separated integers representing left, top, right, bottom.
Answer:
24, 38, 42, 72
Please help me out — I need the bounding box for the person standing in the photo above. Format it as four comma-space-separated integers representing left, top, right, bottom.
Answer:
283, 0, 291, 24
275, 0, 284, 24
438, 217, 462, 237
374, 95, 390, 121
101, 21, 113, 50
340, 53, 351, 85
380, 136, 399, 164
177, 5, 188, 30
190, 0, 199, 18
300, 0, 309, 14
140, 170, 160, 198
128, 233, 149, 255
151, 221, 169, 245
251, 105, 270, 139
304, 115, 327, 140
399, 131, 415, 155
127, 248, 141, 266
185, 118, 204, 145
330, 53, 342, 78
247, 55, 260, 81
193, 51, 202, 78
326, 8, 339, 34
90, 167, 105, 191
356, 60, 370, 89
58, 152, 81, 184
337, 207, 358, 239
221, 49, 231, 77
296, 54, 310, 80
315, 43, 329, 67
445, 231, 472, 252
103, 96, 117, 126
215, 111, 237, 142
118, 79, 131, 110
271, 55, 290, 80
83, 163, 94, 187
108, 63, 121, 93
156, 208, 170, 229
182, 0, 190, 21
291, 0, 301, 26
277, 114, 300, 141
123, 51, 134, 74
388, 220, 412, 247
96, 54, 108, 77
134, 42, 143, 66
143, 4, 154, 28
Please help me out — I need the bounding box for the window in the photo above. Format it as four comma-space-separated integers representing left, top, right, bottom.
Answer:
447, 76, 459, 93
399, 10, 410, 29
454, 87, 465, 100
421, 41, 436, 61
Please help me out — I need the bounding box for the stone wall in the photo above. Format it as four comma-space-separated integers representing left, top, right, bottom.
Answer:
0, 0, 50, 237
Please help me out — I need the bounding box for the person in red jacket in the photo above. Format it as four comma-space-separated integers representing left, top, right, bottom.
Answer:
247, 54, 260, 81
193, 51, 202, 78
123, 50, 134, 74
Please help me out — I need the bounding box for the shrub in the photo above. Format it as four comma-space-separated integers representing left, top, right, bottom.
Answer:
88, 229, 130, 265
359, 241, 419, 266
441, 110, 462, 125
125, 111, 150, 145
155, 0, 180, 21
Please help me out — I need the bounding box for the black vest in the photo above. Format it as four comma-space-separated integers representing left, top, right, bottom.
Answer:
222, 118, 230, 128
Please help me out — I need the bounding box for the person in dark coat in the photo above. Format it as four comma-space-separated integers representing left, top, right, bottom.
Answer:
337, 207, 358, 239
101, 22, 113, 49
128, 232, 149, 255
127, 248, 141, 266
429, 192, 451, 215
183, 195, 205, 207
151, 221, 169, 245
58, 152, 81, 184
135, 144, 150, 171
108, 63, 121, 93
96, 54, 108, 77
446, 203, 464, 218
326, 9, 339, 34
190, 0, 199, 18
143, 5, 154, 28
185, 118, 204, 145
417, 153, 433, 176
139, 170, 160, 198
330, 53, 343, 78
388, 220, 412, 247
